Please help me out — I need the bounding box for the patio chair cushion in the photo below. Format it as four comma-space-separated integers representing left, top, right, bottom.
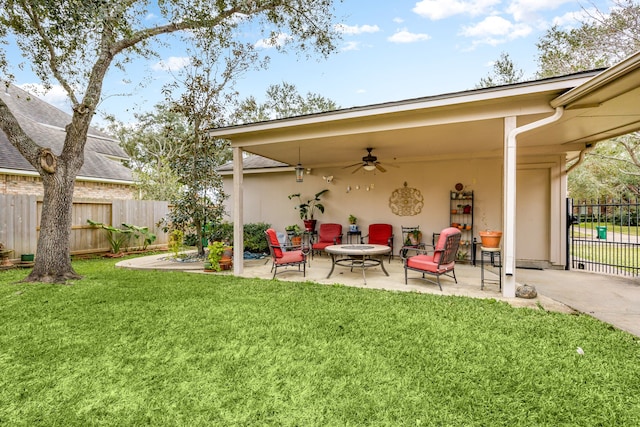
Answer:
276, 250, 305, 265
265, 228, 283, 258
432, 227, 460, 264
407, 255, 454, 274
368, 223, 392, 245
312, 223, 342, 252
317, 223, 342, 244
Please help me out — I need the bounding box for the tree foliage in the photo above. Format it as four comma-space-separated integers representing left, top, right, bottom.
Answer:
107, 104, 187, 201
0, 0, 341, 282
232, 81, 340, 124
475, 52, 525, 89
536, 0, 640, 78
535, 0, 640, 200
569, 138, 640, 201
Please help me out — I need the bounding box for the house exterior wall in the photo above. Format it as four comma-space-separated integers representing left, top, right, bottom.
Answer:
1, 173, 135, 200
223, 154, 566, 268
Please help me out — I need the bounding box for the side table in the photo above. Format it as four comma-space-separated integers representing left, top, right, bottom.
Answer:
480, 246, 502, 290
346, 230, 361, 244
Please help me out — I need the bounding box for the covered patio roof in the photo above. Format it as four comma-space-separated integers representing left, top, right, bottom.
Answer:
210, 50, 640, 297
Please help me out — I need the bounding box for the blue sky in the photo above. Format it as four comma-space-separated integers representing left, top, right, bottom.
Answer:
4, 0, 612, 125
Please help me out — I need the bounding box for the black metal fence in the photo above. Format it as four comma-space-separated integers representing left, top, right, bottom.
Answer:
567, 198, 640, 276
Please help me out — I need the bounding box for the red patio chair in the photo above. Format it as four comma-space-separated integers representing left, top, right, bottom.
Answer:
404, 227, 461, 290
362, 223, 394, 262
264, 228, 306, 279
311, 223, 342, 258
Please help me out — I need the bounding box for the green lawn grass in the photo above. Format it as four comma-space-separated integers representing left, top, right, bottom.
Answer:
1, 256, 639, 426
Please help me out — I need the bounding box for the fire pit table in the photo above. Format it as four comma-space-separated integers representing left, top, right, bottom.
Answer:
324, 244, 391, 285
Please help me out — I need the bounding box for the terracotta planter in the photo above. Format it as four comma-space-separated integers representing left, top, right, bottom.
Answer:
479, 231, 502, 248
219, 259, 232, 270
291, 236, 302, 246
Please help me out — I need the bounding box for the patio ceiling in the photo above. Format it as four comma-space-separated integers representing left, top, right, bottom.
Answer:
211, 51, 640, 169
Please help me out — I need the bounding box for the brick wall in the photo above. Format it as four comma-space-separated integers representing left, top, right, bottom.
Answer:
1, 174, 136, 200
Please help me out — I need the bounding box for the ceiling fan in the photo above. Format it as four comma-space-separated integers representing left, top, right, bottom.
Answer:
343, 147, 389, 174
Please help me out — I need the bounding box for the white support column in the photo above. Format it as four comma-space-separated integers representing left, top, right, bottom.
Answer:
233, 147, 244, 275
503, 116, 517, 298
503, 107, 564, 297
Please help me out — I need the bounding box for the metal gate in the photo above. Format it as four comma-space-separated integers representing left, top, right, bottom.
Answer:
567, 198, 640, 276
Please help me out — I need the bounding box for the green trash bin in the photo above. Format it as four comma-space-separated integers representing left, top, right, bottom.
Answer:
596, 226, 607, 239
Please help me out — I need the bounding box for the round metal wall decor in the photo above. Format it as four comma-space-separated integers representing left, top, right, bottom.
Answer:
389, 182, 424, 216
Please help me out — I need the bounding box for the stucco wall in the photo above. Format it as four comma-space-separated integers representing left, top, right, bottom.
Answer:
223, 154, 567, 267
223, 156, 504, 250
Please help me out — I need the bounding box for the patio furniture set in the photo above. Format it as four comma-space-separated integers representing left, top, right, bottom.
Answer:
265, 224, 500, 289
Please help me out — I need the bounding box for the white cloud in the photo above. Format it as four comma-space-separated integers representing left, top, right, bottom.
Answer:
254, 33, 292, 49
393, 17, 404, 24
152, 56, 191, 72
413, 0, 500, 20
335, 23, 380, 35
552, 7, 602, 28
461, 15, 531, 39
341, 41, 361, 52
507, 0, 575, 22
388, 29, 431, 43
19, 83, 71, 112
356, 89, 367, 94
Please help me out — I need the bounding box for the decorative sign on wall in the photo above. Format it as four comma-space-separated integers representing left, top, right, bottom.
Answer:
388, 182, 424, 216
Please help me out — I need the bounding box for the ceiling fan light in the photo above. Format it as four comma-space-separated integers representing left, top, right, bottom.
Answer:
363, 164, 376, 171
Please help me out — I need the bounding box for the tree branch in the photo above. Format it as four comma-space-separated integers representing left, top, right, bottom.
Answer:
17, 0, 79, 106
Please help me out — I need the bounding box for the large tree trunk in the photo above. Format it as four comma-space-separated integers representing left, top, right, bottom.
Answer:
24, 171, 81, 283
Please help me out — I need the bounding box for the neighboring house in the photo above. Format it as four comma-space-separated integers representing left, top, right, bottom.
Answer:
0, 83, 135, 199
213, 51, 640, 298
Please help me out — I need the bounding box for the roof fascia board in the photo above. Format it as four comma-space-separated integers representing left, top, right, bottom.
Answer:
551, 50, 640, 108
230, 102, 557, 148
209, 74, 597, 139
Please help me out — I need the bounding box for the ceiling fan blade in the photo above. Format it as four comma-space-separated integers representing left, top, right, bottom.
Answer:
351, 164, 364, 174
342, 162, 363, 169
375, 163, 387, 173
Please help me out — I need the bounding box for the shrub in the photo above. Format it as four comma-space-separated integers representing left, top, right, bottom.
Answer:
168, 230, 184, 258
206, 221, 234, 244
200, 221, 270, 253
244, 222, 270, 253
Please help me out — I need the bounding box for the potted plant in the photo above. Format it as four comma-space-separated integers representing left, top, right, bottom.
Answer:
407, 229, 422, 246
288, 189, 329, 231
206, 241, 226, 272
348, 214, 358, 232
285, 224, 302, 245
477, 212, 502, 248
479, 230, 502, 248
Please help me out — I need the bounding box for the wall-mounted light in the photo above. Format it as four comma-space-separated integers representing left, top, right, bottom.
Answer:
322, 175, 334, 183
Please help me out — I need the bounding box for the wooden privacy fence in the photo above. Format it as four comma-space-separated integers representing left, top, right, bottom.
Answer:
0, 195, 170, 259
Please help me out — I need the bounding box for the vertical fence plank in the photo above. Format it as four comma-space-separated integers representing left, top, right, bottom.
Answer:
1, 195, 170, 258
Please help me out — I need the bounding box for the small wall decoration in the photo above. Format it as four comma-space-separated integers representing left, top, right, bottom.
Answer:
389, 182, 424, 216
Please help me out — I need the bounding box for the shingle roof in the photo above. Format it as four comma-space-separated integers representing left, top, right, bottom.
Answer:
217, 154, 289, 172
0, 83, 133, 182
